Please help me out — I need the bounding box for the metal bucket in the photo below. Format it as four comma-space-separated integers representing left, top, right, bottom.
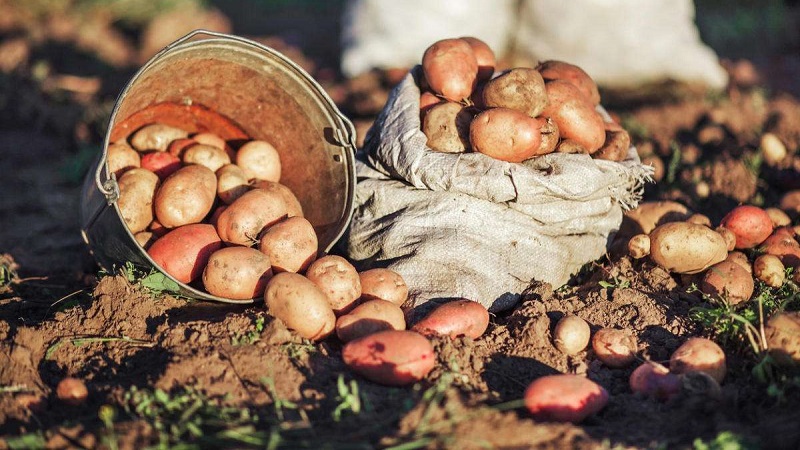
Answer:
80, 30, 357, 304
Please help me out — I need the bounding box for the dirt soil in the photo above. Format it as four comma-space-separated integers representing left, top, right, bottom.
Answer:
1, 2, 800, 449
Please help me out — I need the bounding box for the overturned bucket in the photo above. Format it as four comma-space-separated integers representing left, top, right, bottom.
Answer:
80, 30, 357, 303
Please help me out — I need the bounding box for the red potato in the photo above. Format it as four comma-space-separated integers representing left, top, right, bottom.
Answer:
215, 188, 289, 246
342, 330, 435, 386
154, 164, 217, 228
56, 377, 88, 406
537, 60, 601, 105
553, 315, 590, 355
591, 328, 638, 368
148, 223, 223, 283
481, 68, 548, 118
202, 247, 273, 300
719, 205, 774, 249
237, 140, 282, 182
411, 299, 489, 339
140, 151, 181, 179
419, 91, 443, 119
421, 38, 478, 102
306, 255, 362, 315
359, 268, 408, 306
130, 123, 188, 152
264, 272, 335, 341
470, 108, 544, 162
669, 337, 726, 384
106, 142, 140, 178
629, 361, 682, 402
524, 374, 609, 423
336, 299, 406, 342
459, 36, 495, 81
699, 260, 754, 305
258, 216, 318, 273
541, 80, 605, 154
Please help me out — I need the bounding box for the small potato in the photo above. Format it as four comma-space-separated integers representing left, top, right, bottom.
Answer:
140, 151, 181, 179
359, 268, 408, 306
306, 255, 362, 315
470, 107, 543, 163
264, 272, 335, 341
629, 361, 681, 402
591, 328, 637, 368
764, 311, 800, 366
154, 165, 217, 228
524, 374, 609, 423
56, 377, 88, 406
481, 68, 547, 118
725, 251, 752, 273
422, 101, 473, 153
541, 80, 605, 154
422, 38, 478, 102
537, 60, 601, 105
192, 132, 227, 150
699, 260, 754, 305
147, 223, 223, 283
765, 207, 792, 228
411, 299, 489, 339
258, 216, 318, 273
182, 143, 231, 172
130, 123, 188, 151
216, 164, 250, 204
107, 142, 140, 178
753, 254, 785, 288
686, 213, 712, 228
251, 180, 304, 218
620, 201, 691, 237
761, 228, 800, 268
117, 168, 160, 234
760, 133, 787, 166
780, 190, 800, 217
719, 205, 774, 249
236, 140, 281, 182
202, 247, 272, 300
216, 188, 289, 246
149, 219, 168, 237
593, 125, 631, 162
342, 330, 435, 386
553, 315, 590, 355
715, 226, 737, 252
669, 337, 726, 384
628, 234, 651, 259
459, 36, 495, 81
336, 299, 406, 342
649, 222, 728, 274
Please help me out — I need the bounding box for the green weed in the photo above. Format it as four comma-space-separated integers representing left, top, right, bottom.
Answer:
693, 430, 756, 450
331, 375, 363, 422
231, 317, 266, 346
120, 261, 183, 298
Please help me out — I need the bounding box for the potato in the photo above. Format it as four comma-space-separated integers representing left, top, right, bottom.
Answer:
649, 222, 728, 274
154, 164, 217, 229
470, 107, 544, 163
669, 337, 726, 384
481, 68, 548, 118
258, 216, 318, 273
216, 188, 289, 246
761, 227, 800, 268
140, 151, 181, 179
724, 251, 752, 273
593, 124, 631, 162
306, 255, 362, 315
628, 234, 651, 259
421, 38, 478, 102
753, 254, 786, 288
422, 101, 473, 153
411, 299, 489, 339
117, 168, 160, 234
130, 123, 188, 151
134, 231, 157, 249
251, 180, 304, 218
342, 330, 435, 386
620, 201, 691, 237
167, 137, 197, 158
459, 36, 495, 82
760, 132, 787, 166
419, 90, 443, 113
537, 117, 560, 155
107, 142, 140, 178
148, 219, 168, 237
524, 374, 609, 423
541, 80, 605, 154
715, 226, 736, 252
236, 140, 281, 182
780, 190, 800, 217
537, 60, 601, 105
686, 213, 712, 228
148, 223, 223, 283
202, 247, 273, 300
629, 361, 681, 401
264, 272, 335, 341
192, 132, 226, 150
56, 377, 88, 406
765, 207, 792, 228
699, 260, 754, 305
719, 205, 774, 249
336, 299, 406, 342
182, 143, 231, 172
216, 164, 250, 205
553, 315, 590, 355
359, 268, 408, 306
764, 311, 800, 366
592, 328, 637, 368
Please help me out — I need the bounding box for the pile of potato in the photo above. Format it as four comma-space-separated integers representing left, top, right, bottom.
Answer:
418, 37, 630, 163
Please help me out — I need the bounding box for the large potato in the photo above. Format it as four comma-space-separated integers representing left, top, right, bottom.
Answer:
699, 260, 754, 305
264, 272, 335, 341
719, 205, 774, 249
470, 107, 544, 163
216, 164, 250, 205
117, 168, 159, 234
342, 330, 435, 386
541, 80, 605, 154
236, 140, 281, 182
359, 268, 408, 306
422, 38, 478, 102
147, 223, 223, 283
202, 246, 273, 300
422, 102, 473, 153
411, 299, 489, 339
251, 180, 304, 218
481, 68, 548, 118
130, 123, 188, 152
258, 216, 318, 273
216, 188, 289, 246
537, 60, 601, 105
669, 337, 727, 384
107, 142, 140, 178
524, 374, 609, 423
306, 255, 362, 315
336, 299, 406, 342
154, 165, 217, 229
649, 222, 728, 274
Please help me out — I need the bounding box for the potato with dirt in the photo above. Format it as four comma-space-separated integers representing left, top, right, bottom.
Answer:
592, 328, 638, 368
153, 164, 217, 229
147, 223, 223, 284
258, 216, 318, 273
422, 101, 474, 153
202, 246, 273, 300
335, 299, 406, 342
593, 121, 632, 162
215, 188, 289, 246
264, 272, 336, 341
342, 330, 435, 386
117, 168, 160, 234
629, 361, 682, 401
251, 180, 304, 218
422, 38, 478, 102
699, 260, 754, 305
481, 68, 548, 118
524, 374, 609, 423
648, 221, 728, 274
669, 337, 727, 384
541, 80, 605, 154
215, 164, 250, 205
470, 108, 548, 162
553, 315, 591, 355
764, 311, 800, 366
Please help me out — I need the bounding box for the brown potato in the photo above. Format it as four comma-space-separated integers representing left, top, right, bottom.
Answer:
359, 268, 408, 306
592, 328, 638, 368
715, 226, 737, 252
699, 260, 754, 305
628, 234, 651, 259
147, 223, 223, 283
182, 143, 231, 172
167, 137, 197, 158
236, 140, 281, 182
761, 227, 800, 268
202, 246, 273, 300
422, 38, 478, 102
216, 188, 289, 246
764, 311, 800, 366
541, 80, 605, 154
470, 107, 543, 163
753, 254, 786, 288
411, 299, 489, 339
536, 117, 560, 155
192, 132, 227, 150
537, 60, 601, 105
669, 337, 726, 384
482, 68, 548, 118
154, 165, 217, 229
336, 299, 406, 342
459, 36, 495, 82
649, 222, 728, 274
306, 255, 362, 315
56, 377, 88, 406
117, 168, 159, 234
765, 207, 792, 228
620, 201, 691, 237
419, 90, 443, 119
129, 123, 188, 151
593, 124, 631, 162
724, 251, 752, 273
264, 272, 335, 341
258, 216, 318, 273
251, 180, 304, 218
422, 101, 473, 153
553, 315, 591, 355
107, 142, 140, 178
216, 164, 250, 204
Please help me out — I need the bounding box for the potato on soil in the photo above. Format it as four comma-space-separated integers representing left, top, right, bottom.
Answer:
251, 180, 304, 218
216, 164, 250, 204
541, 80, 605, 153
306, 255, 362, 315
553, 315, 590, 355
359, 268, 408, 306
56, 377, 88, 406
648, 221, 728, 274
761, 228, 800, 268
699, 260, 754, 305
140, 151, 181, 179
470, 107, 544, 163
764, 311, 800, 366
459, 36, 495, 81
422, 38, 478, 102
130, 123, 188, 152
719, 205, 774, 249
117, 168, 159, 234
342, 330, 435, 386
336, 299, 406, 342
202, 246, 273, 300
620, 200, 691, 237
481, 68, 547, 118
629, 361, 681, 402
147, 223, 223, 284
154, 164, 217, 228
591, 328, 637, 368
422, 101, 473, 153
537, 60, 601, 105
216, 188, 289, 246
258, 216, 318, 273
753, 254, 786, 288
264, 272, 335, 341
236, 140, 282, 182
182, 143, 231, 172
669, 337, 726, 384
411, 299, 489, 339
628, 234, 651, 259
724, 251, 751, 273
106, 142, 140, 178
524, 374, 609, 423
